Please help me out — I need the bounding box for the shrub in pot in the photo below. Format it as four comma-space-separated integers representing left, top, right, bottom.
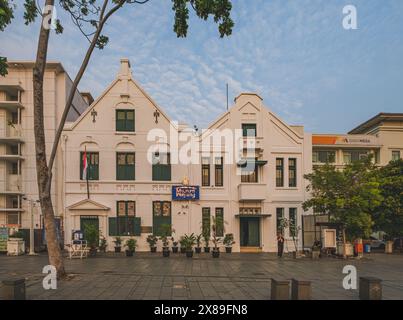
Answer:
99, 235, 107, 253
203, 233, 210, 253
311, 240, 321, 259
159, 224, 174, 257
223, 233, 235, 253
211, 216, 223, 258
125, 238, 137, 257
83, 223, 99, 256
195, 234, 202, 254
172, 239, 179, 253
179, 236, 186, 254
182, 233, 196, 258
146, 235, 158, 253
114, 236, 122, 253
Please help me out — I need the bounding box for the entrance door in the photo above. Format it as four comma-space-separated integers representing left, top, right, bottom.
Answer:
240, 217, 260, 247
80, 216, 99, 243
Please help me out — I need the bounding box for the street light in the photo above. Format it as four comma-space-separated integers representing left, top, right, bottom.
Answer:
22, 197, 40, 255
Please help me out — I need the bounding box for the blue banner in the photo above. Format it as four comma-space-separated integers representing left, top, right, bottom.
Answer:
172, 185, 200, 201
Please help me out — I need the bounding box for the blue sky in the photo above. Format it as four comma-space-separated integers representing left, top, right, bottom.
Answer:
1, 0, 402, 132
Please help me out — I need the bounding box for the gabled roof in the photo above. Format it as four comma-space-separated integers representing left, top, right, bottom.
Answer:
67, 199, 110, 211
348, 113, 403, 134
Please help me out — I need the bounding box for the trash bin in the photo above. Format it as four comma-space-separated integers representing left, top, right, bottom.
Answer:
364, 244, 371, 253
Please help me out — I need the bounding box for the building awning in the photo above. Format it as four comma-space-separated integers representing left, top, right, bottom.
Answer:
237, 159, 268, 167
235, 214, 272, 218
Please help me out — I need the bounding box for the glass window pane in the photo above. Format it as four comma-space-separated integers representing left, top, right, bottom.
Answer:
162, 202, 171, 217
117, 202, 126, 216
127, 154, 135, 165
117, 154, 126, 165
117, 111, 125, 120
127, 201, 135, 216
126, 110, 134, 120
153, 202, 161, 216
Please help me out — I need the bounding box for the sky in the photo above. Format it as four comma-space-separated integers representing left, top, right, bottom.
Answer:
1, 0, 402, 133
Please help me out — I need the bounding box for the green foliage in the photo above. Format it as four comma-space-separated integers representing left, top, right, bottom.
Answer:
223, 233, 235, 247
125, 237, 137, 251
146, 234, 158, 247
83, 223, 99, 248
211, 216, 223, 248
23, 0, 37, 25
0, 0, 14, 31
303, 156, 383, 240
9, 230, 24, 238
372, 159, 403, 238
195, 233, 202, 247
181, 233, 196, 250
113, 236, 122, 247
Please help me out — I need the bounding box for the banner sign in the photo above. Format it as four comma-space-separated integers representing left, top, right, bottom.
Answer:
172, 186, 200, 201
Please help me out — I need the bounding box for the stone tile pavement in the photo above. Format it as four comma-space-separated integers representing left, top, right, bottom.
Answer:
0, 252, 402, 300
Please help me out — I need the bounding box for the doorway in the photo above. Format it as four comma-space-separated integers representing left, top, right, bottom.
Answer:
80, 216, 99, 243
240, 217, 260, 247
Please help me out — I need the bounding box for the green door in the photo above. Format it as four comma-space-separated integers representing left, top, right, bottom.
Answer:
80, 216, 99, 243
240, 217, 260, 247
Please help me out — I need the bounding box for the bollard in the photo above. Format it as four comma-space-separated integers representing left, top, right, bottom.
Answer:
270, 279, 290, 300
291, 279, 311, 300
1, 278, 26, 300
359, 277, 382, 300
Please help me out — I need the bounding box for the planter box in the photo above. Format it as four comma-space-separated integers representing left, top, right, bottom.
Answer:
337, 243, 353, 257
7, 238, 25, 256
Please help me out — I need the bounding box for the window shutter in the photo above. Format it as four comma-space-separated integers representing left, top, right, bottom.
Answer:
108, 217, 117, 236
133, 217, 141, 236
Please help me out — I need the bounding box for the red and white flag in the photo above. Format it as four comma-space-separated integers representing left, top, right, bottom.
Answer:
82, 148, 88, 180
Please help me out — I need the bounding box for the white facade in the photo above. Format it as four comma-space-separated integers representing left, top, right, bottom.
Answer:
0, 61, 89, 236
62, 59, 311, 252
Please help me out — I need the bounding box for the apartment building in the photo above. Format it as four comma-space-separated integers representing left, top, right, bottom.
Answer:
0, 61, 89, 235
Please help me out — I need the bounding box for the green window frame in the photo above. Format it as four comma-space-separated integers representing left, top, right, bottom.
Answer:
152, 152, 171, 181
202, 158, 210, 186
115, 201, 137, 236
153, 201, 172, 236
276, 208, 284, 235
276, 158, 284, 187
214, 157, 223, 187
288, 158, 297, 187
289, 208, 297, 238
215, 208, 224, 237
116, 152, 135, 180
242, 123, 257, 137
116, 109, 135, 132
202, 208, 211, 237
80, 152, 99, 180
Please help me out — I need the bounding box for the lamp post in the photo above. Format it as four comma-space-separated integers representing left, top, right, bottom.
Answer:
22, 197, 40, 255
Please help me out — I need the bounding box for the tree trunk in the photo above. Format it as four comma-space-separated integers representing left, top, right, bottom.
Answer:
33, 0, 66, 279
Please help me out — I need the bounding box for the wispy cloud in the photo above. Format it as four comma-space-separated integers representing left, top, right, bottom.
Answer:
1, 0, 402, 132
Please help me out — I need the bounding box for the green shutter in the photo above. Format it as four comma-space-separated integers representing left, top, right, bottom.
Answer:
108, 217, 117, 236
153, 164, 171, 181
153, 216, 171, 236
133, 217, 141, 236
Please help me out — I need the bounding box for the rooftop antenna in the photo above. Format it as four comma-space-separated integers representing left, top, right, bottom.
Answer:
226, 83, 229, 111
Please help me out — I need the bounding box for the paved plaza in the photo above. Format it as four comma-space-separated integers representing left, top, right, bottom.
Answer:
1, 252, 402, 300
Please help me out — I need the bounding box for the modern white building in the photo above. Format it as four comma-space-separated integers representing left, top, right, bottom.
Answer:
0, 61, 89, 243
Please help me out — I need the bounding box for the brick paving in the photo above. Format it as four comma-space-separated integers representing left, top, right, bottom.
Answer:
0, 252, 402, 300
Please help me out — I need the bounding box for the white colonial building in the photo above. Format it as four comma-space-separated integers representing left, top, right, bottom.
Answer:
61, 59, 312, 252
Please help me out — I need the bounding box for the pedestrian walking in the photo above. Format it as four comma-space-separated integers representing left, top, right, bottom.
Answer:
277, 233, 285, 258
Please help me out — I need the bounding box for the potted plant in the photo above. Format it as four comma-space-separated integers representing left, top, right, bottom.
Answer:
113, 236, 122, 253
146, 234, 158, 253
211, 216, 223, 258
195, 234, 202, 254
125, 238, 137, 257
223, 233, 235, 253
182, 233, 196, 258
158, 224, 173, 257
179, 236, 187, 254
203, 232, 210, 253
172, 239, 179, 253
99, 234, 107, 253
83, 223, 99, 256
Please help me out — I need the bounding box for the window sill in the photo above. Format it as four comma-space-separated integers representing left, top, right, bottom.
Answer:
275, 187, 299, 190
201, 186, 225, 190
115, 132, 136, 135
